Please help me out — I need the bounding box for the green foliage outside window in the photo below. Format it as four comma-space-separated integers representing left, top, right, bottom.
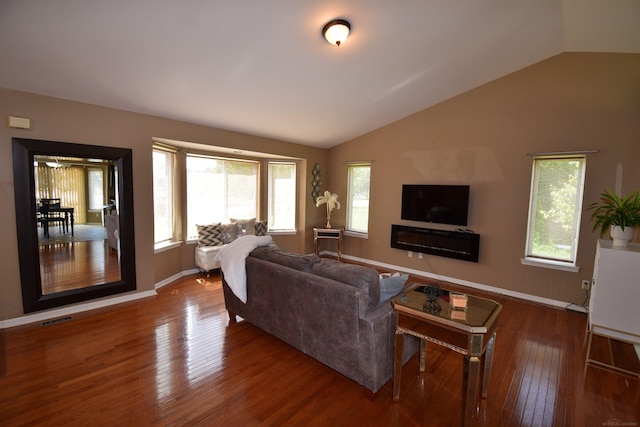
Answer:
347, 164, 371, 233
527, 157, 585, 262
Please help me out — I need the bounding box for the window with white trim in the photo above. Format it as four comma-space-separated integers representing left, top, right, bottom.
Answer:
186, 154, 259, 239
87, 168, 104, 211
346, 162, 371, 234
524, 155, 586, 266
268, 161, 296, 232
153, 147, 175, 244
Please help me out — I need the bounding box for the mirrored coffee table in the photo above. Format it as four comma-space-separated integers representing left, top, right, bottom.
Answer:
391, 283, 502, 427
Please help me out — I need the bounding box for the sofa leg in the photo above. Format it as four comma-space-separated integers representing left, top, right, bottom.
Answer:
363, 388, 378, 401
228, 310, 237, 323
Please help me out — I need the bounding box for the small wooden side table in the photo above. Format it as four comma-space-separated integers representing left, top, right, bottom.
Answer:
391, 283, 502, 427
313, 227, 343, 261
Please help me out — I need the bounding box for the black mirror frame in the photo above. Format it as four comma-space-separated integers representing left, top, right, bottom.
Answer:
12, 138, 137, 313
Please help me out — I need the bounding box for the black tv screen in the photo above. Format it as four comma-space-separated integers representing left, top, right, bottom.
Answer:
401, 184, 469, 226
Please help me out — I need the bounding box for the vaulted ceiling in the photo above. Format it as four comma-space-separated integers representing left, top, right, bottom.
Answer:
1, 1, 638, 148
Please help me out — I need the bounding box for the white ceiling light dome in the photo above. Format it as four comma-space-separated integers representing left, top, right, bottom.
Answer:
322, 19, 351, 46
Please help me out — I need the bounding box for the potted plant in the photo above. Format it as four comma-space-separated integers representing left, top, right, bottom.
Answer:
587, 190, 640, 246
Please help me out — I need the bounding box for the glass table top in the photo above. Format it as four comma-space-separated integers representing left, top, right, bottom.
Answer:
392, 283, 501, 328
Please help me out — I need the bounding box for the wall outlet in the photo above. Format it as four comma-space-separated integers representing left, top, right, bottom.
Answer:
408, 251, 413, 258
581, 280, 590, 290
418, 252, 424, 259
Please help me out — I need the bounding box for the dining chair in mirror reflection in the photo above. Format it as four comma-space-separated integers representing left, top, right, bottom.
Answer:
37, 198, 75, 238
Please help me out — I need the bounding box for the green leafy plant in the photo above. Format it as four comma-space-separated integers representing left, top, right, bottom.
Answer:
587, 190, 640, 236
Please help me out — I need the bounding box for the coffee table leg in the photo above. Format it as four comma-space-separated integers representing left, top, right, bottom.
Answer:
419, 339, 427, 372
481, 332, 496, 398
462, 355, 480, 427
392, 331, 404, 401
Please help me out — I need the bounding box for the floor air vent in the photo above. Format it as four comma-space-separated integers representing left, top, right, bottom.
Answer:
41, 316, 73, 327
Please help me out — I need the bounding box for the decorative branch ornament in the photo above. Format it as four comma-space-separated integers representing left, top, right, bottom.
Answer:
316, 190, 341, 229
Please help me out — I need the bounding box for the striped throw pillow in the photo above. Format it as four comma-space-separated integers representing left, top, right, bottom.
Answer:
196, 223, 223, 247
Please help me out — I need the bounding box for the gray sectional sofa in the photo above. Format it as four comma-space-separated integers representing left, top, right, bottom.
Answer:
221, 246, 418, 394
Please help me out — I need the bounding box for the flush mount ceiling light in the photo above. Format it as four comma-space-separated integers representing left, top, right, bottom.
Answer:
322, 19, 351, 46
45, 159, 63, 168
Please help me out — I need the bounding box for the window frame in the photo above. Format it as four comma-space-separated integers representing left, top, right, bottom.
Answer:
522, 154, 587, 272
152, 146, 177, 246
185, 153, 260, 240
267, 161, 297, 233
345, 162, 371, 237
87, 167, 105, 211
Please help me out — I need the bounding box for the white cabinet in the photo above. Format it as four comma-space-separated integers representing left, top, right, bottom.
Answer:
586, 240, 640, 376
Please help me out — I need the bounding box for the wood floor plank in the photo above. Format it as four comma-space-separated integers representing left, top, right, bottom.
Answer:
1, 271, 638, 426
39, 238, 120, 294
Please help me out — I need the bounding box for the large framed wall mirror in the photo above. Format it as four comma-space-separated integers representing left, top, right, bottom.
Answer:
12, 138, 136, 313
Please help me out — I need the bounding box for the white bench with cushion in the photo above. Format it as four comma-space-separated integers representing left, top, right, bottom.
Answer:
195, 245, 226, 271
194, 218, 267, 273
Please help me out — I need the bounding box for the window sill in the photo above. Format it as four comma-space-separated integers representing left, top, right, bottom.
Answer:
154, 240, 182, 254
520, 257, 580, 273
344, 230, 369, 239
268, 230, 297, 236
185, 231, 294, 246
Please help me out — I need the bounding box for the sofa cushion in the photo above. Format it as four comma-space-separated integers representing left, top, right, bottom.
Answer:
196, 223, 222, 247
250, 247, 321, 272
310, 259, 381, 308
249, 246, 271, 261
379, 272, 409, 302
231, 217, 256, 235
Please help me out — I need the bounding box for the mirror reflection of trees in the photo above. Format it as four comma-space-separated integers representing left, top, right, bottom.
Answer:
34, 155, 121, 295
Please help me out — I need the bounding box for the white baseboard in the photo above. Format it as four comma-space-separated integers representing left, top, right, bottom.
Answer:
1, 269, 206, 330
155, 268, 199, 290
327, 251, 582, 311
1, 253, 584, 330
0, 290, 157, 329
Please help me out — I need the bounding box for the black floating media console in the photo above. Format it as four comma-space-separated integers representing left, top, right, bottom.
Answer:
390, 224, 480, 262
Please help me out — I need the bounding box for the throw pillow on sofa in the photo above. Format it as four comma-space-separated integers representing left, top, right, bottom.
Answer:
379, 272, 409, 302
196, 223, 223, 247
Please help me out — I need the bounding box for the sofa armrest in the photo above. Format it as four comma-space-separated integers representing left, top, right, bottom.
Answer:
358, 301, 418, 393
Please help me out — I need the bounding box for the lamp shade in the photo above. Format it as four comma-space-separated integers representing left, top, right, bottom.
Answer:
322, 19, 350, 46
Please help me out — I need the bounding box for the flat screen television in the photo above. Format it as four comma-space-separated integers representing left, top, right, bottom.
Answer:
401, 184, 470, 226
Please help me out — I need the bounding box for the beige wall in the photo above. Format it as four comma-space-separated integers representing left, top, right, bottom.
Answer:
0, 89, 327, 321
2, 52, 637, 321
327, 52, 640, 305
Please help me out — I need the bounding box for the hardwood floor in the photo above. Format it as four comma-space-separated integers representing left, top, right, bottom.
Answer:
39, 233, 121, 295
1, 272, 638, 426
